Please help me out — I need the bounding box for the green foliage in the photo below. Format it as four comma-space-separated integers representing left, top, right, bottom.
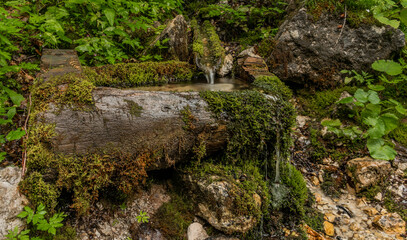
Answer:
192, 1, 286, 41
280, 162, 308, 217
252, 75, 293, 101
3, 0, 184, 65
389, 121, 407, 147
136, 211, 149, 223
200, 90, 295, 170
6, 204, 66, 240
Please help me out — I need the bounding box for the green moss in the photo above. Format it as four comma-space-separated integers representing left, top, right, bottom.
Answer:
151, 191, 194, 240
389, 122, 407, 147
53, 225, 77, 240
124, 100, 143, 117
184, 161, 270, 218
297, 86, 357, 120
32, 73, 95, 111
384, 191, 407, 222
253, 75, 293, 101
360, 185, 382, 201
180, 105, 196, 131
303, 192, 324, 232
19, 172, 60, 213
86, 61, 195, 88
192, 20, 225, 66
320, 171, 343, 198
280, 162, 308, 217
200, 90, 295, 169
257, 37, 276, 59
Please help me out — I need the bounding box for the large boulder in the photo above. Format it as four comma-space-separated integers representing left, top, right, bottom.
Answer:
237, 47, 273, 81
0, 167, 28, 238
269, 8, 405, 88
183, 174, 260, 234
346, 157, 391, 192
143, 15, 189, 61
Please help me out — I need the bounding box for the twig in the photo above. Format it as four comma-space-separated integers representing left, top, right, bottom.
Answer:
21, 94, 31, 177
335, 5, 347, 46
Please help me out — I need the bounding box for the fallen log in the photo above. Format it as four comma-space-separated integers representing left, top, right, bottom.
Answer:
36, 87, 227, 170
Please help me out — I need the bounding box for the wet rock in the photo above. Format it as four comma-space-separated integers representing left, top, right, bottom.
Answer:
0, 167, 28, 238
184, 175, 257, 234
304, 224, 327, 240
143, 15, 189, 61
324, 213, 336, 223
269, 8, 405, 88
323, 221, 335, 236
217, 54, 233, 77
346, 157, 391, 192
373, 213, 406, 234
237, 47, 273, 81
187, 222, 209, 240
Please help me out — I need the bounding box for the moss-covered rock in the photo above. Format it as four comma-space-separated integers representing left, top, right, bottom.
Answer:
253, 75, 293, 101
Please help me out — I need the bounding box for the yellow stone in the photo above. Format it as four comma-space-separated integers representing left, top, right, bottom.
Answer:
324, 221, 335, 236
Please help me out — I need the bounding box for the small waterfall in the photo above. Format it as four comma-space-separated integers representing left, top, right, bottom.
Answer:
195, 56, 221, 84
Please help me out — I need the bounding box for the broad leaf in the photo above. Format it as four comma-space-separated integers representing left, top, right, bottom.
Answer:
366, 118, 386, 139
368, 84, 385, 91
367, 90, 380, 104
103, 8, 115, 27
372, 60, 403, 76
6, 128, 26, 141
374, 15, 400, 29
4, 88, 24, 106
321, 119, 342, 127
367, 139, 396, 160
354, 89, 369, 103
337, 97, 354, 104
400, 8, 407, 26
380, 113, 399, 133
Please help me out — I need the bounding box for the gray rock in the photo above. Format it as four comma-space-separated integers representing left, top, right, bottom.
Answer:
187, 222, 209, 240
0, 167, 28, 238
184, 175, 258, 234
269, 8, 405, 88
217, 54, 233, 77
143, 15, 189, 61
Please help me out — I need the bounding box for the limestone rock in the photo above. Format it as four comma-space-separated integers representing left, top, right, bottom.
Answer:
346, 157, 391, 192
184, 175, 258, 234
217, 54, 233, 77
323, 221, 334, 236
0, 167, 28, 238
363, 207, 379, 217
373, 213, 406, 234
237, 47, 273, 81
143, 15, 189, 61
187, 222, 209, 240
269, 8, 405, 88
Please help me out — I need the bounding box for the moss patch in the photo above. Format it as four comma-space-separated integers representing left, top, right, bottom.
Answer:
125, 100, 143, 117
297, 86, 357, 120
200, 90, 295, 169
151, 191, 194, 240
253, 75, 293, 101
389, 122, 407, 147
86, 61, 195, 87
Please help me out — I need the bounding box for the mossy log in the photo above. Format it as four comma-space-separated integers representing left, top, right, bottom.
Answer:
36, 88, 227, 170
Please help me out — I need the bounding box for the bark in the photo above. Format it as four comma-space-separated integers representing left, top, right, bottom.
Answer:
37, 87, 227, 170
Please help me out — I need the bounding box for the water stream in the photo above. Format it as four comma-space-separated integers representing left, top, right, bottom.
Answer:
135, 76, 250, 92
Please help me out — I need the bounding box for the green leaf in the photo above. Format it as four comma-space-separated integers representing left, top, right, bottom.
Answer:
6, 128, 26, 141
395, 105, 407, 115
372, 60, 403, 76
103, 8, 115, 27
337, 97, 354, 104
6, 107, 16, 120
4, 88, 24, 106
374, 15, 400, 29
17, 211, 28, 218
367, 139, 396, 160
367, 90, 380, 104
321, 119, 342, 127
0, 152, 5, 162
400, 8, 407, 26
368, 84, 385, 91
354, 89, 369, 103
380, 113, 399, 133
366, 118, 386, 139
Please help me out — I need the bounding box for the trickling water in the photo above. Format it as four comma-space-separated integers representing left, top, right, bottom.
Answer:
195, 55, 222, 84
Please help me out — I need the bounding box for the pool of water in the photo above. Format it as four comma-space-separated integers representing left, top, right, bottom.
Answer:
135, 77, 250, 92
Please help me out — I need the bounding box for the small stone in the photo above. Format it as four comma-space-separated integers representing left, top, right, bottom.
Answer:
311, 176, 320, 186
341, 218, 350, 225
398, 163, 407, 171
187, 222, 209, 240
374, 192, 383, 201
324, 221, 335, 236
356, 198, 366, 207
324, 213, 336, 223
373, 213, 406, 234
349, 222, 360, 231
363, 207, 379, 217
296, 115, 310, 128
253, 193, 261, 207
314, 193, 322, 204
318, 171, 324, 183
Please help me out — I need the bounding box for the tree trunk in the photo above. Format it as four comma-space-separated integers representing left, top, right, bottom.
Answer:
38, 87, 227, 170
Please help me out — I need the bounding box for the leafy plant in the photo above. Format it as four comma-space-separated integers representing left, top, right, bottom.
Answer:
6, 203, 66, 240
136, 210, 149, 223
325, 59, 407, 160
